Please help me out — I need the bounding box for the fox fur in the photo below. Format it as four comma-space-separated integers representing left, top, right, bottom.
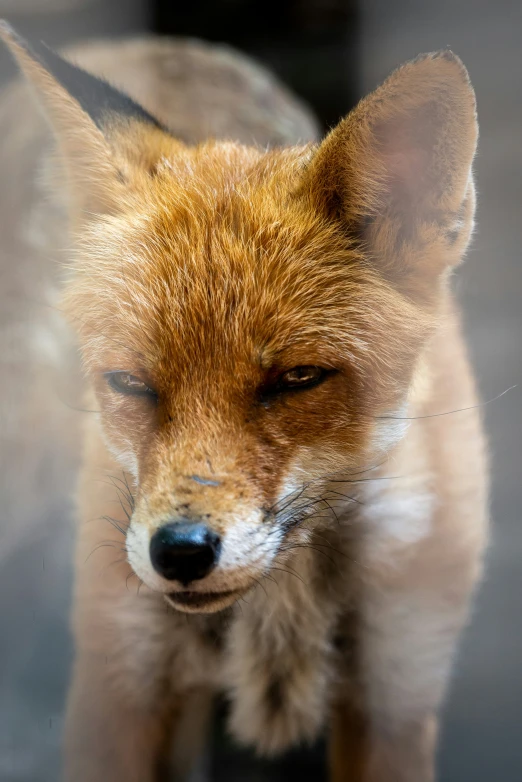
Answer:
0, 21, 488, 782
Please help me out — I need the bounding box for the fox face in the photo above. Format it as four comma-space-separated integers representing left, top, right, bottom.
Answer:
67, 144, 428, 611
1, 24, 478, 613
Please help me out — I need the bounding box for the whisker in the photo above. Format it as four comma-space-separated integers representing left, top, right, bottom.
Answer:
266, 483, 310, 516
375, 385, 516, 421
310, 530, 351, 558
260, 572, 279, 590
101, 515, 128, 537
105, 556, 129, 571
84, 541, 122, 564
279, 542, 338, 566
326, 475, 401, 484
251, 576, 269, 600
94, 479, 135, 519
126, 571, 138, 591
323, 489, 363, 506
269, 565, 307, 585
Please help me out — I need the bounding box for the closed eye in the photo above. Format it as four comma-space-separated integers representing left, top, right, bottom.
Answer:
104, 371, 157, 399
278, 366, 329, 390
259, 366, 335, 403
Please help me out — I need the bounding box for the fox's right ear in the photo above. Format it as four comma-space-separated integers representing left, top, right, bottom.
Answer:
0, 21, 178, 221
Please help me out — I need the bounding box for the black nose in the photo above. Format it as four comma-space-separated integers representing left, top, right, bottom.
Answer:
149, 521, 221, 585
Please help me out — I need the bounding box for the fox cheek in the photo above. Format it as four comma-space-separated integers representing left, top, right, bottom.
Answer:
99, 423, 140, 480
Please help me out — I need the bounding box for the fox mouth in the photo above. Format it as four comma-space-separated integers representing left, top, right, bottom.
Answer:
165, 588, 243, 613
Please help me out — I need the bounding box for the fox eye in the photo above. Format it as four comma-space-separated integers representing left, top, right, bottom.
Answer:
105, 371, 157, 399
278, 366, 328, 391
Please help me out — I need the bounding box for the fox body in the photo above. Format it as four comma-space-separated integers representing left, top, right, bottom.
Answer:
0, 23, 488, 782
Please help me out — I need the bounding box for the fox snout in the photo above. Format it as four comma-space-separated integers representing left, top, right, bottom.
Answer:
124, 454, 285, 612
127, 500, 277, 612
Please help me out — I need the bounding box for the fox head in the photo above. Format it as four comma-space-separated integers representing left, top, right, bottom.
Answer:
1, 23, 478, 613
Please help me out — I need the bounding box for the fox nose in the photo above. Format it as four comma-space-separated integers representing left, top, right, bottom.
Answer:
149, 521, 221, 585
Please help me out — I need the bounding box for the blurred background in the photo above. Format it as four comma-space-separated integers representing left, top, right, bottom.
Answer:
0, 1, 521, 780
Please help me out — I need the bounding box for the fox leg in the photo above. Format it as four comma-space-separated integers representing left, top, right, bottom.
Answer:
64, 428, 212, 781
327, 591, 447, 782
327, 542, 482, 781
329, 699, 437, 782
66, 664, 212, 782
65, 585, 213, 782
167, 688, 214, 781
64, 653, 179, 782
64, 523, 183, 781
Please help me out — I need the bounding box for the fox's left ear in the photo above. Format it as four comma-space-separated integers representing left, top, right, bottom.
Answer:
0, 21, 179, 220
302, 51, 478, 299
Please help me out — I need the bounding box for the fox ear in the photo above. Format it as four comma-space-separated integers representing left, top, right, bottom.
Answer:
303, 51, 478, 298
0, 21, 174, 220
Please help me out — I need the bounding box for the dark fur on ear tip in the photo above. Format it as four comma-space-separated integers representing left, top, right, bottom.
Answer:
0, 20, 168, 133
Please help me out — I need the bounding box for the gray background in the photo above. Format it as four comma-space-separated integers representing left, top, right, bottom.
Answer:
0, 0, 520, 780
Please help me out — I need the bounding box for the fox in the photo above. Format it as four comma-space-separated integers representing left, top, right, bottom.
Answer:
0, 20, 489, 782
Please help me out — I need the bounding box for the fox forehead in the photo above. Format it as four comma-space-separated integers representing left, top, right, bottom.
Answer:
65, 141, 379, 375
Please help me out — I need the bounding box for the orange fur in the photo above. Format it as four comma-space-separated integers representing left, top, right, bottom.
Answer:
0, 22, 488, 782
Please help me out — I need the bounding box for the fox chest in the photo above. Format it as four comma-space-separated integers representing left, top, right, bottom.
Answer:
168, 590, 340, 755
